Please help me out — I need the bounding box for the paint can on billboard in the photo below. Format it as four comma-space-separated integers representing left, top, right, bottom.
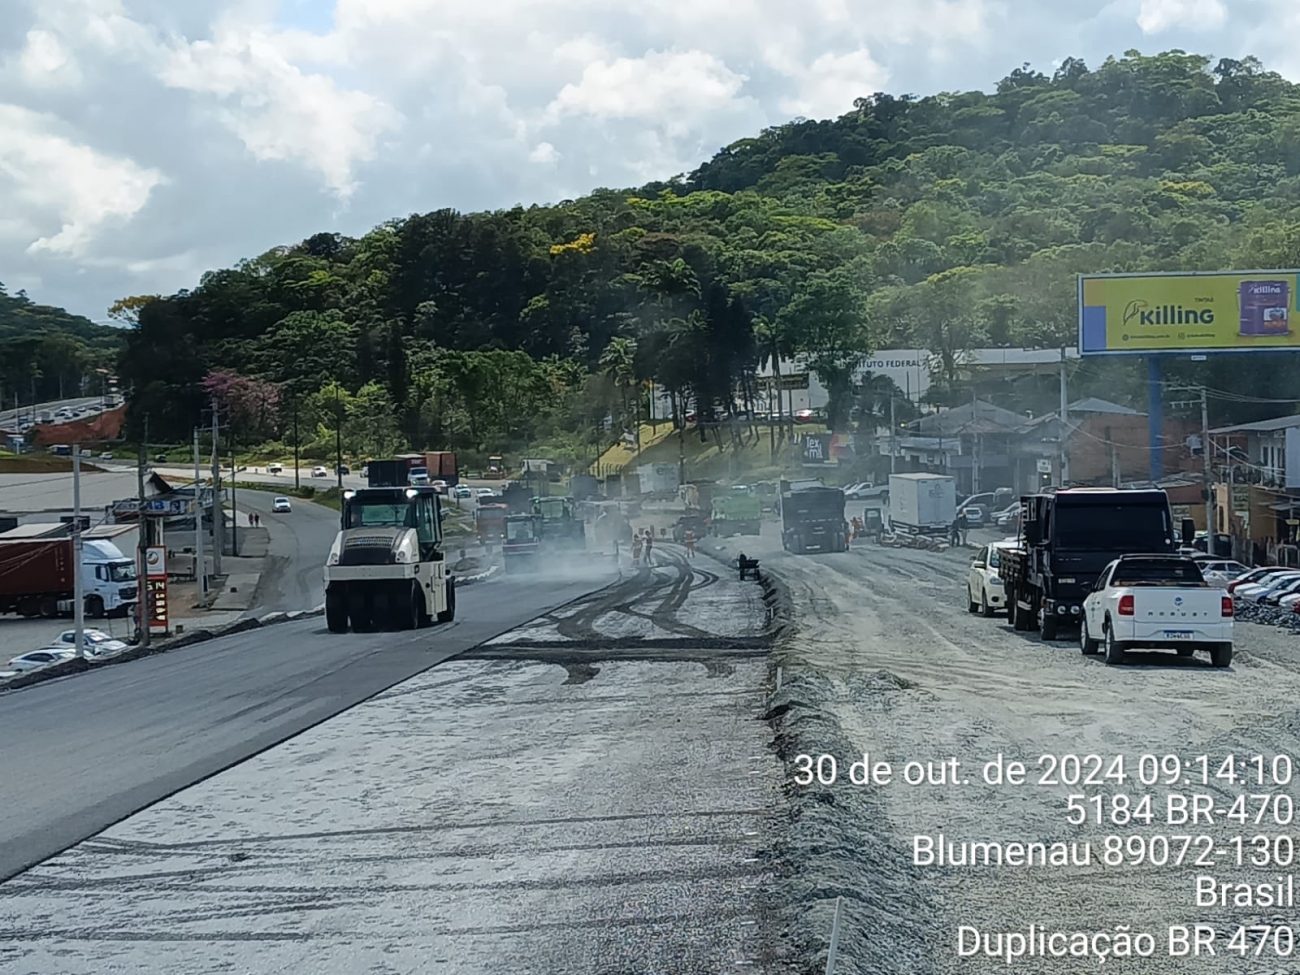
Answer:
1239, 280, 1290, 336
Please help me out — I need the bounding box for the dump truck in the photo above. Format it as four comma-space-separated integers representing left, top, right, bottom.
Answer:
680, 481, 716, 513
475, 503, 508, 546
780, 482, 848, 554
1002, 487, 1187, 641
323, 485, 454, 632
711, 490, 761, 537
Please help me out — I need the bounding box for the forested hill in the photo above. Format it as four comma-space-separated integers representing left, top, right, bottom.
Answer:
0, 284, 123, 404
122, 51, 1300, 457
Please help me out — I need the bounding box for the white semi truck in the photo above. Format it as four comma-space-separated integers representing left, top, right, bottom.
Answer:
323, 486, 455, 633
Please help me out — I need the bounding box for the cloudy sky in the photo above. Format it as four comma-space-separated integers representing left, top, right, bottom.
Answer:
0, 0, 1291, 321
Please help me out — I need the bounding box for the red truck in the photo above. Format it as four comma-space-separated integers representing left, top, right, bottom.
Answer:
396, 451, 459, 489
0, 537, 138, 618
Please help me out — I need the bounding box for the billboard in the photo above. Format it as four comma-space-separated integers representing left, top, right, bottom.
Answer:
1079, 270, 1300, 355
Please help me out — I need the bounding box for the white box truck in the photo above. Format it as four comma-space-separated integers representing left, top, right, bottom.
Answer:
888, 473, 956, 535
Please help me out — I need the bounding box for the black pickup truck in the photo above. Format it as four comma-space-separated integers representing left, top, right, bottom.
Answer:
1001, 488, 1194, 640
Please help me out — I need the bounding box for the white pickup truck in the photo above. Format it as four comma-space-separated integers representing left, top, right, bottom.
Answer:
1080, 554, 1233, 668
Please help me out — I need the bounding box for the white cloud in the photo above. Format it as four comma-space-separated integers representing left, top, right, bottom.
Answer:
780, 48, 890, 118
16, 29, 82, 87
1136, 0, 1228, 33
545, 50, 748, 130
0, 104, 164, 257
158, 24, 400, 197
529, 142, 560, 165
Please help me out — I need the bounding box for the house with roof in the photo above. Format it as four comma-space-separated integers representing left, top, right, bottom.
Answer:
880, 399, 1027, 495
1207, 412, 1300, 565
1015, 397, 1199, 492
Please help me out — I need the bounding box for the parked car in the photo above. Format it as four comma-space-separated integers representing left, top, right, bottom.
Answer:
7, 649, 76, 673
311, 465, 328, 477
452, 485, 472, 500
52, 629, 129, 659
993, 502, 1022, 529
794, 409, 816, 424
967, 542, 1014, 616
475, 488, 497, 501
1226, 566, 1283, 594
1198, 559, 1249, 587
1235, 570, 1300, 602
267, 462, 283, 474
1260, 576, 1300, 606
959, 503, 989, 527
272, 497, 292, 513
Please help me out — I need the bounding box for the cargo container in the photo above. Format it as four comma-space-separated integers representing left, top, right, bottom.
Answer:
0, 537, 137, 618
423, 451, 458, 486
366, 459, 412, 487
888, 473, 956, 535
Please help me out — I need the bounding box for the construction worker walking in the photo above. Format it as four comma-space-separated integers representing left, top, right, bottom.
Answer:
643, 529, 654, 566
631, 533, 643, 565
684, 528, 696, 559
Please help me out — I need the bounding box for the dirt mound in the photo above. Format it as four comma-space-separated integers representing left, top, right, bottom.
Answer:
30, 405, 126, 447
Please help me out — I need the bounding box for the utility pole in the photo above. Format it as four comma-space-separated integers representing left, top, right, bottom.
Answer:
210, 399, 223, 576
889, 396, 897, 474
136, 423, 151, 649
1202, 385, 1217, 555
230, 431, 238, 557
1108, 426, 1120, 488
678, 397, 687, 486
293, 397, 301, 491
335, 383, 343, 491
194, 427, 206, 602
1058, 347, 1070, 486
72, 444, 84, 659
971, 390, 982, 495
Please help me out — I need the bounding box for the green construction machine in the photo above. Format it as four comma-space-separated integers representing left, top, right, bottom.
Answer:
711, 486, 762, 537
534, 496, 586, 551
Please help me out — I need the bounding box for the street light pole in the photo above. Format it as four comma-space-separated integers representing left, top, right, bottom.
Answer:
72, 443, 85, 660
194, 427, 206, 601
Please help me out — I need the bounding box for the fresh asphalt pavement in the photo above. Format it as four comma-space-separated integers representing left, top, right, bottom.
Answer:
0, 562, 619, 882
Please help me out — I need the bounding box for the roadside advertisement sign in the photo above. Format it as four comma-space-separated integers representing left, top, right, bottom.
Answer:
1079, 270, 1300, 356
146, 578, 168, 633
802, 433, 831, 465
145, 546, 167, 634
757, 372, 810, 391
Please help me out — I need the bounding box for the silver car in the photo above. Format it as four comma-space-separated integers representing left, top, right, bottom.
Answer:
7, 649, 76, 672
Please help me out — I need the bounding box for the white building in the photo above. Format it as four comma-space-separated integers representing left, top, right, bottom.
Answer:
755, 348, 1079, 412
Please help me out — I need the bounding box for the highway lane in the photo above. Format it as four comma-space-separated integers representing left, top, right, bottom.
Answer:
236, 488, 338, 613
0, 564, 617, 881
0, 396, 107, 426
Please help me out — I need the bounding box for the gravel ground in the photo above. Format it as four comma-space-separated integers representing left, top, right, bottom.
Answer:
0, 550, 789, 975
706, 521, 1300, 975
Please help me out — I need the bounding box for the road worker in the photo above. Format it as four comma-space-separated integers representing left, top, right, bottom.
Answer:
684, 528, 696, 558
